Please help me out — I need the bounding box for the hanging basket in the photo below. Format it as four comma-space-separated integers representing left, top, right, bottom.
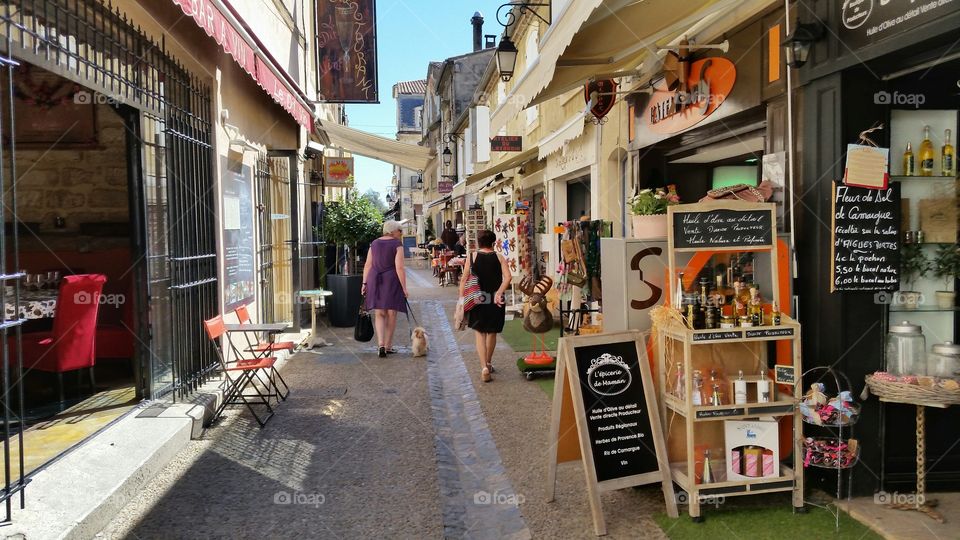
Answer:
631, 214, 668, 240
803, 437, 860, 469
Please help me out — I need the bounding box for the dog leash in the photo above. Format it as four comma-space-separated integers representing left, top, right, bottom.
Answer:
405, 299, 419, 329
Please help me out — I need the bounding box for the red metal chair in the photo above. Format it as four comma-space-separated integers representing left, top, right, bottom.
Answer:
233, 305, 290, 401
13, 274, 107, 404
203, 315, 276, 427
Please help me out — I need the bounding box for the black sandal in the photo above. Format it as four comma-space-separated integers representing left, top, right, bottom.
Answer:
378, 347, 387, 358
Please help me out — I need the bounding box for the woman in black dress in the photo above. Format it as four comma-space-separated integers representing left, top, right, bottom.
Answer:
459, 230, 511, 382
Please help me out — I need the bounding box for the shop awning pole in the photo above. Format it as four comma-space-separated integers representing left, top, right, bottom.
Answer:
785, 0, 798, 279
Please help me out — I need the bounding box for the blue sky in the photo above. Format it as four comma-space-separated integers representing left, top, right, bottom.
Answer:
345, 0, 505, 199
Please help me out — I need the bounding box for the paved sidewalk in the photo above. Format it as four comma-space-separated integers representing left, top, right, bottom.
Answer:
100, 266, 668, 539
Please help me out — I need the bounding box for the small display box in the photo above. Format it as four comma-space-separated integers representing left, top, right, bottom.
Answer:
725, 419, 780, 481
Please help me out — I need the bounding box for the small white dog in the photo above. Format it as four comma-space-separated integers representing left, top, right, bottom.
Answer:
411, 326, 429, 357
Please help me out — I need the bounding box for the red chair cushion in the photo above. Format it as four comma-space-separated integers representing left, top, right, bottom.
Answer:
248, 341, 296, 353
225, 357, 276, 371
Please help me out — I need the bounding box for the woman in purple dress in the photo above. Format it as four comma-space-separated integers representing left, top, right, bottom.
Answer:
362, 220, 409, 357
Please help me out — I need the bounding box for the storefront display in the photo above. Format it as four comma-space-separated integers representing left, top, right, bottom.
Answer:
655, 201, 802, 520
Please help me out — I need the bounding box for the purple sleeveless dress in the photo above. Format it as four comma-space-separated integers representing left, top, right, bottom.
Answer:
365, 237, 407, 313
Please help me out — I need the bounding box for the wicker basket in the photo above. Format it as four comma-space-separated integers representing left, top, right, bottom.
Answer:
864, 374, 960, 407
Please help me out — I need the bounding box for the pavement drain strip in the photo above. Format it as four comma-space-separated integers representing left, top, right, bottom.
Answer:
422, 300, 531, 540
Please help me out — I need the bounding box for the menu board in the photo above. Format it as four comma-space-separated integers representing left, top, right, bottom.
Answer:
571, 340, 660, 483
830, 182, 900, 292
671, 207, 773, 249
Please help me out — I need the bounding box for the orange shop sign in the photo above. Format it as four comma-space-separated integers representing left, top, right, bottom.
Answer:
646, 57, 736, 135
324, 157, 354, 187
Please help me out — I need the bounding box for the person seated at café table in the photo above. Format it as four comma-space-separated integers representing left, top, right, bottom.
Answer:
453, 234, 467, 256
440, 220, 459, 252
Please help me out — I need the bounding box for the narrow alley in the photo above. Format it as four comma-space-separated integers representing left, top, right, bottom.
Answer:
98, 265, 668, 539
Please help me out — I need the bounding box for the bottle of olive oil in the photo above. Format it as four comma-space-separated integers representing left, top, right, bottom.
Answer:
943, 128, 955, 177
919, 125, 935, 176
903, 142, 916, 176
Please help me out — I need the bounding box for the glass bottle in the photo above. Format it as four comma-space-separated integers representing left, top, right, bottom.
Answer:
919, 125, 935, 176
943, 128, 955, 177
771, 301, 782, 326
903, 142, 916, 176
757, 369, 771, 403
672, 361, 685, 397
710, 384, 724, 406
732, 281, 744, 317
749, 286, 763, 326
734, 370, 748, 404
692, 370, 705, 405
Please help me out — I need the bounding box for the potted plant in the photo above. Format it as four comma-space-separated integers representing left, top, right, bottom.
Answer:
323, 190, 383, 327
899, 242, 932, 310
628, 185, 680, 239
932, 243, 960, 308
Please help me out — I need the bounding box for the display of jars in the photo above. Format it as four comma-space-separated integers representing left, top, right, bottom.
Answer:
885, 321, 926, 376
928, 341, 960, 378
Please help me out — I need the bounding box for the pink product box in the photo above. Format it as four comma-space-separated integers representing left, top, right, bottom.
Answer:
762, 451, 774, 477
744, 452, 760, 477
730, 450, 741, 474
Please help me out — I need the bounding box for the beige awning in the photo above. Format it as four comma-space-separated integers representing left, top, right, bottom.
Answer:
538, 115, 586, 160
530, 0, 764, 107
466, 148, 539, 186
490, 0, 736, 134
488, 0, 601, 136
317, 120, 433, 171
451, 181, 467, 198
427, 195, 451, 209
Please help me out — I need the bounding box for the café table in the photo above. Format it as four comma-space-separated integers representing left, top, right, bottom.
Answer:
4, 289, 59, 320
299, 289, 334, 349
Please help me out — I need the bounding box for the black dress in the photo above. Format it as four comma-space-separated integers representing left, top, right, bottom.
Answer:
467, 251, 506, 333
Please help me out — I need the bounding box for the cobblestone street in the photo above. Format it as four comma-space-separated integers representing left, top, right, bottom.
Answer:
99, 265, 667, 539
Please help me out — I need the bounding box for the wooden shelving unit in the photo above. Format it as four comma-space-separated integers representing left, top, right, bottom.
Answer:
655, 201, 804, 520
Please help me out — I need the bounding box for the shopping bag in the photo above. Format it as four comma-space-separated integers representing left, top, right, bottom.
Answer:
454, 298, 467, 331
354, 295, 375, 342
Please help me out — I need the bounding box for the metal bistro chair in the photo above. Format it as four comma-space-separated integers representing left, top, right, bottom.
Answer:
203, 315, 276, 427
233, 305, 291, 402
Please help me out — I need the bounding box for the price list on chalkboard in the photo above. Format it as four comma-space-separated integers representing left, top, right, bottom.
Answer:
672, 208, 773, 249
831, 182, 900, 292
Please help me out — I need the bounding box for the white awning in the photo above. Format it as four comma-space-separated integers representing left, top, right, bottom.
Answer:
427, 195, 451, 209
466, 148, 539, 186
317, 120, 434, 171
529, 0, 765, 107
488, 0, 601, 136
538, 115, 586, 160
451, 181, 467, 198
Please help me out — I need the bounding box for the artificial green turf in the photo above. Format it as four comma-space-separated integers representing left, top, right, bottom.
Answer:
501, 319, 560, 352
654, 496, 881, 540
534, 378, 554, 397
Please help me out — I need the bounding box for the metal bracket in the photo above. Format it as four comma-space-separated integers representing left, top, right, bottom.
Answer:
496, 2, 551, 33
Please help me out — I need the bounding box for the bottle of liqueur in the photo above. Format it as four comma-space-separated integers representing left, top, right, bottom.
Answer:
749, 286, 763, 326
943, 128, 956, 177
692, 370, 705, 405
903, 142, 916, 176
770, 301, 782, 326
919, 125, 935, 176
733, 281, 744, 318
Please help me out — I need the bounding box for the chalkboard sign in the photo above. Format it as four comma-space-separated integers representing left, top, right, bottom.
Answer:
572, 341, 659, 482
671, 206, 774, 249
547, 331, 677, 534
830, 182, 900, 292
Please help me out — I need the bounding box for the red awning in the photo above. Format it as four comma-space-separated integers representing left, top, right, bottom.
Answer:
171, 0, 313, 130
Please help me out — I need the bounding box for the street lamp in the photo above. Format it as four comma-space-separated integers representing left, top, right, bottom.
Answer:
417, 170, 423, 188
496, 35, 519, 81
442, 146, 453, 167
782, 22, 824, 69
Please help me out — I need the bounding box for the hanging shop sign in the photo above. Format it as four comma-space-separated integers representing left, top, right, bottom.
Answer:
844, 143, 890, 190
839, 0, 960, 50
438, 180, 454, 194
830, 182, 900, 292
547, 331, 677, 535
491, 135, 523, 152
646, 57, 736, 135
669, 202, 774, 250
316, 0, 379, 103
171, 0, 313, 129
324, 157, 354, 187
584, 79, 617, 122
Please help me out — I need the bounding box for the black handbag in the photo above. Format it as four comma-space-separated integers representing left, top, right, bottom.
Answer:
354, 295, 375, 342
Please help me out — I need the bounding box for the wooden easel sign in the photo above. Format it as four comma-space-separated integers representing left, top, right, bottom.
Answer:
547, 330, 678, 536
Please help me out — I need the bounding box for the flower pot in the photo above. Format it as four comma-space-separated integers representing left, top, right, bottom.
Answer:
631, 214, 668, 240
897, 290, 922, 310
936, 291, 956, 309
